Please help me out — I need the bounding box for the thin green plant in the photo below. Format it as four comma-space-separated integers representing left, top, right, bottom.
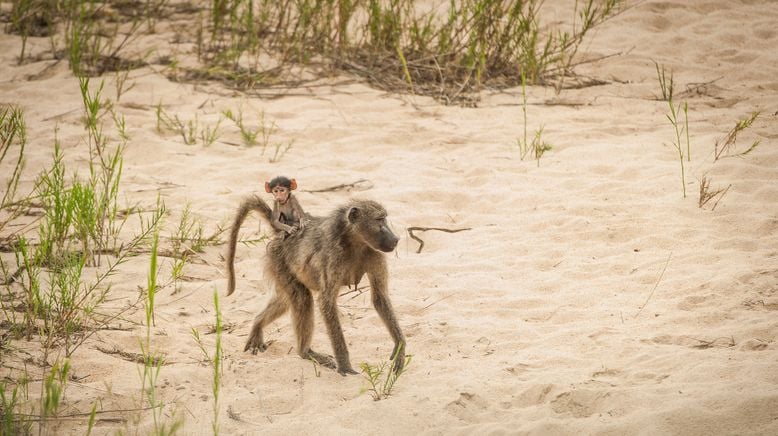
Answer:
35, 138, 73, 265
78, 76, 127, 265
39, 359, 71, 435
114, 67, 136, 103
269, 139, 294, 163
189, 289, 224, 435
70, 179, 98, 263
223, 108, 259, 146
181, 204, 207, 248
664, 98, 689, 198
0, 105, 29, 234
654, 61, 674, 102
258, 111, 276, 152
516, 73, 552, 166
146, 195, 162, 329
1, 375, 32, 435
359, 343, 412, 401
0, 106, 32, 240
138, 194, 180, 434
200, 116, 223, 146
8, 0, 36, 64
14, 236, 42, 339
212, 289, 223, 436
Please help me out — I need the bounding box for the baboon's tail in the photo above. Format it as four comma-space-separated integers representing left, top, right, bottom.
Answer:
226, 195, 273, 296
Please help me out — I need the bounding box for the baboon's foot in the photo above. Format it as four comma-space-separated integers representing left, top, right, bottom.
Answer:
337, 364, 359, 376
306, 350, 336, 369
244, 333, 268, 355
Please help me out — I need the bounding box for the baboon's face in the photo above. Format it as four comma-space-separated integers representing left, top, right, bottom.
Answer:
350, 204, 399, 253
271, 186, 291, 204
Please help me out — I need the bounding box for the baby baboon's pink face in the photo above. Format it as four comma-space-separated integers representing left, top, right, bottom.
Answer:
271, 186, 290, 204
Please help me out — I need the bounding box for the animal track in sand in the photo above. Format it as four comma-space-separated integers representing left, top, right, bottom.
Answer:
550, 389, 619, 418
445, 392, 490, 422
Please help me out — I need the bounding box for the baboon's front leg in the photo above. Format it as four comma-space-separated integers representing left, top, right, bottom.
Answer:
244, 295, 288, 354
319, 288, 357, 375
289, 282, 336, 369
368, 265, 406, 373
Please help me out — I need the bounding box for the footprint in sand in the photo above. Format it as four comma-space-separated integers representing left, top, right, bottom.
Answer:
445, 392, 489, 422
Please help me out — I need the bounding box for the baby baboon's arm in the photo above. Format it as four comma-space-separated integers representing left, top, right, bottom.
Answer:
290, 196, 307, 230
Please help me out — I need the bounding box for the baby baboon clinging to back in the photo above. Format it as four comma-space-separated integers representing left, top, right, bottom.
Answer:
264, 176, 306, 238
226, 195, 406, 375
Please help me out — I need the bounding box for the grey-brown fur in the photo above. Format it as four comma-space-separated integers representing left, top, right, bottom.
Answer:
226, 195, 406, 375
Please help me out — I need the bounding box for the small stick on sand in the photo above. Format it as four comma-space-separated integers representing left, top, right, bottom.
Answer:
635, 252, 672, 318
407, 227, 472, 253
303, 179, 373, 193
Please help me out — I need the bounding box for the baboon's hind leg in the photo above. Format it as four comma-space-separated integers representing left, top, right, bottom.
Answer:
289, 281, 336, 369
244, 294, 288, 354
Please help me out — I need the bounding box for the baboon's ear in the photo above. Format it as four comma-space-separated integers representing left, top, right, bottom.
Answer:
264, 182, 272, 193
348, 207, 360, 223
290, 179, 298, 190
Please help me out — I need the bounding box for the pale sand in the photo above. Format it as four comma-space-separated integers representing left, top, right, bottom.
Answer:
1, 1, 777, 435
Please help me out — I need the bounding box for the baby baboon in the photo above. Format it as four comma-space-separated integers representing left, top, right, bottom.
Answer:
264, 176, 306, 237
226, 196, 405, 375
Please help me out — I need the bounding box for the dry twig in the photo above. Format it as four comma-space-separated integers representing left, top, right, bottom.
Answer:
406, 227, 472, 254
635, 252, 672, 318
303, 179, 373, 193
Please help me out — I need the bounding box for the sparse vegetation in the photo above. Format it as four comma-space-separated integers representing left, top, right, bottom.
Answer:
714, 112, 761, 161
155, 103, 223, 146
0, 76, 169, 432
0, 105, 29, 235
657, 63, 690, 198
697, 111, 761, 209
516, 72, 552, 166
5, 0, 624, 104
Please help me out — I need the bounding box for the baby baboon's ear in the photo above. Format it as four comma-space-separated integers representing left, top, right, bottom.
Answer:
264, 182, 272, 193
347, 207, 360, 223
290, 179, 298, 190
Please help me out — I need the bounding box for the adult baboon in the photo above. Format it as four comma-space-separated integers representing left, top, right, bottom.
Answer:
226, 195, 406, 375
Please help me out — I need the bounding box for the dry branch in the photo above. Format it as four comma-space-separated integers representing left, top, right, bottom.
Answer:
406, 227, 472, 253
303, 179, 373, 193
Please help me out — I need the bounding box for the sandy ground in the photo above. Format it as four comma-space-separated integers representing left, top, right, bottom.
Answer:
2, 0, 778, 434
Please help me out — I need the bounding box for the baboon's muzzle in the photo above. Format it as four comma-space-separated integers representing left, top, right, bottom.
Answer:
379, 233, 399, 252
